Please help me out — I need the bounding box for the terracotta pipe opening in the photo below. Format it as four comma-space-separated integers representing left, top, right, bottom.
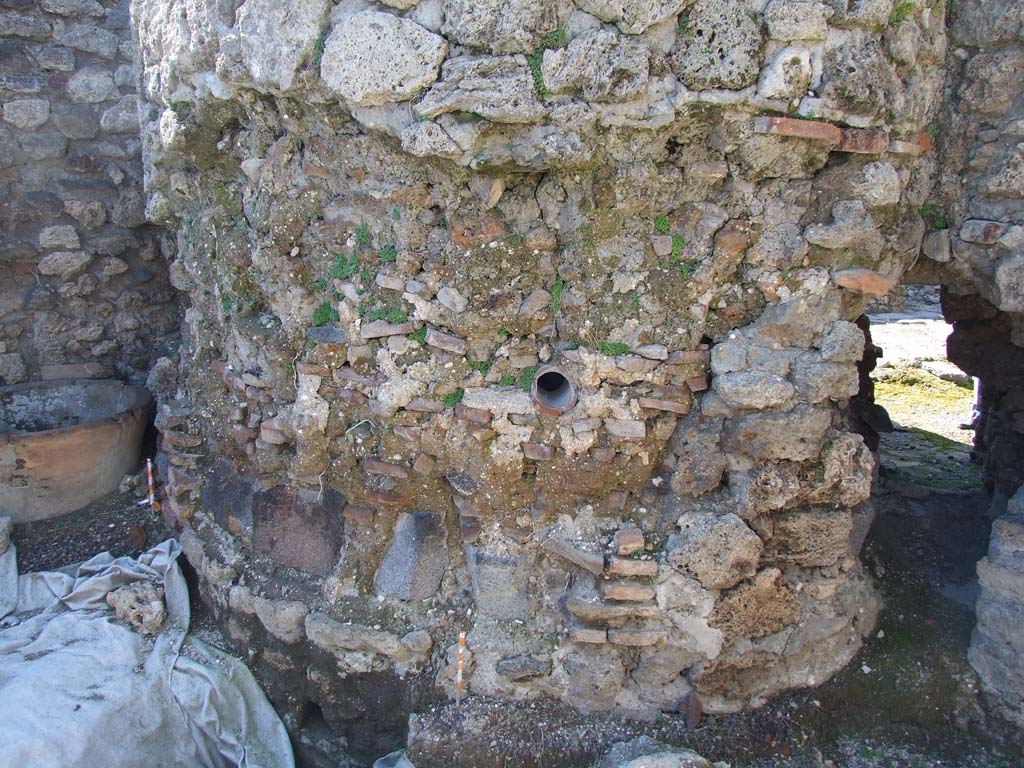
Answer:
531, 365, 577, 416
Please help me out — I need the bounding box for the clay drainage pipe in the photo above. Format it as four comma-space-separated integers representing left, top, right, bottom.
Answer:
531, 365, 577, 417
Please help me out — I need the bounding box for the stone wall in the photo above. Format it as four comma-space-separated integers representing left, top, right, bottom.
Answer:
129, 0, 951, 758
926, 0, 1024, 734
969, 486, 1024, 735
0, 0, 177, 384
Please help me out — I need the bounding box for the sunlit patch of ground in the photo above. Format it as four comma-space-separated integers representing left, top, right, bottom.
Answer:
874, 366, 982, 492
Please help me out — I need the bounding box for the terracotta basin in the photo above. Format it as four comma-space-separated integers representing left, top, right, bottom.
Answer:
0, 379, 153, 522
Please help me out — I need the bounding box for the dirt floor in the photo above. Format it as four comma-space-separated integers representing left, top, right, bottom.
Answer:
12, 475, 174, 574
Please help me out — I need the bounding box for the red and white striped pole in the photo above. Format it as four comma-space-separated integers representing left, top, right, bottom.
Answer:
146, 458, 160, 513
455, 631, 466, 707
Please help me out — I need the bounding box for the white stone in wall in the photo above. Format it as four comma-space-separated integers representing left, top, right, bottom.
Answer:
764, 0, 829, 41
132, 0, 229, 101
542, 28, 650, 103
2, 99, 50, 130
66, 66, 119, 103
37, 250, 92, 278
0, 354, 27, 385
408, 0, 443, 32
831, 0, 893, 30
400, 120, 463, 160
757, 45, 812, 101
441, 0, 558, 53
804, 200, 884, 258
39, 225, 81, 251
714, 370, 797, 410
852, 160, 901, 208
576, 0, 689, 35
672, 0, 764, 90
995, 255, 1024, 314
237, 0, 330, 92
320, 10, 447, 107
417, 55, 546, 124
668, 513, 763, 590
100, 95, 141, 134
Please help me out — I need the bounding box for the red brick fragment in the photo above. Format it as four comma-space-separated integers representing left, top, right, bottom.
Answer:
342, 504, 374, 525
753, 115, 841, 144
231, 425, 258, 443
363, 457, 409, 479
455, 404, 491, 423
569, 627, 607, 644
366, 489, 410, 507
675, 691, 703, 729
602, 581, 656, 602
686, 375, 709, 392
608, 628, 666, 646
412, 453, 435, 475
608, 556, 659, 577
522, 442, 553, 461
336, 388, 369, 406
541, 536, 605, 575
638, 397, 691, 415
613, 527, 645, 557
129, 525, 148, 550
296, 362, 330, 376
361, 320, 414, 339
666, 350, 710, 365
406, 397, 444, 413
425, 328, 467, 354
838, 127, 889, 154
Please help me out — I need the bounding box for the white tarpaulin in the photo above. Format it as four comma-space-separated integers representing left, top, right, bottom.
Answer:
0, 539, 294, 768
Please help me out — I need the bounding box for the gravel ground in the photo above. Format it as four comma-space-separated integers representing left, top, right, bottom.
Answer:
11, 484, 174, 574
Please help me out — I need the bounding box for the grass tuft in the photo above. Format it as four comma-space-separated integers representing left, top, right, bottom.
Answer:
312, 302, 339, 326
598, 341, 631, 356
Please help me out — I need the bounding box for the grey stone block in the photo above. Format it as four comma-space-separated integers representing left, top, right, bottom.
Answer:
375, 510, 448, 600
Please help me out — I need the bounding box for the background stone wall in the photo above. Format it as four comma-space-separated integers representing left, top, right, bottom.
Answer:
0, 0, 177, 384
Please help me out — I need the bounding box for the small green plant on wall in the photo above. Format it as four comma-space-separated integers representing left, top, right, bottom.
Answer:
312, 302, 339, 326
330, 253, 360, 280
549, 276, 564, 313
920, 203, 948, 229
598, 341, 631, 356
354, 222, 371, 246
527, 28, 568, 97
